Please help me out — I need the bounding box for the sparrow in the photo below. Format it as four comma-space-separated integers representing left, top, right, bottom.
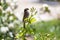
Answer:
23, 8, 29, 22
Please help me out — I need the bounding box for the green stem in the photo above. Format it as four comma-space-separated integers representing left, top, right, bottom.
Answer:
23, 22, 26, 40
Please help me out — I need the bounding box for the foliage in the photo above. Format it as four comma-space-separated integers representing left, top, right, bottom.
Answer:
0, 0, 60, 40
33, 19, 60, 40
0, 0, 20, 40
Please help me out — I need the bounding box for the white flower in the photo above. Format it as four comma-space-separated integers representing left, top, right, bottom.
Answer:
42, 4, 50, 12
10, 2, 16, 10
9, 16, 14, 20
0, 27, 9, 33
8, 23, 14, 28
5, 7, 13, 13
10, 2, 15, 7
0, 6, 3, 10
9, 32, 13, 37
42, 4, 48, 8
1, 0, 4, 3
2, 39, 4, 40
2, 10, 6, 13
11, 2, 15, 6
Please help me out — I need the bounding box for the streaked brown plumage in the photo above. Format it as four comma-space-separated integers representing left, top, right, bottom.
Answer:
23, 8, 29, 22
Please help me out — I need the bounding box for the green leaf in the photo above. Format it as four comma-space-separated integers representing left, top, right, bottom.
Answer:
0, 9, 2, 16
3, 3, 8, 10
30, 7, 36, 13
30, 18, 36, 23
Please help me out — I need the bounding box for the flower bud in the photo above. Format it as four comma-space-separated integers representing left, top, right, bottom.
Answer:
9, 16, 14, 20
8, 23, 14, 29
0, 6, 3, 10
0, 27, 9, 33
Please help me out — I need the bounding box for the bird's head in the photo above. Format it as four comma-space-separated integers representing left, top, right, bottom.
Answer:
24, 8, 29, 12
